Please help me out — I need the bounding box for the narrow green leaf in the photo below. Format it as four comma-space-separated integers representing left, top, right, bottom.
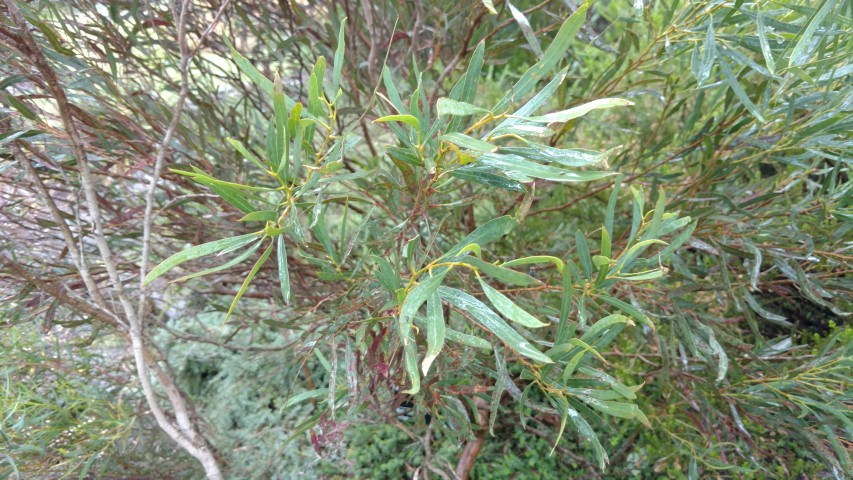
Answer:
575, 231, 593, 279
307, 56, 327, 117
173, 238, 264, 283
445, 328, 491, 349
508, 2, 543, 58
718, 56, 766, 123
310, 206, 339, 263
522, 98, 633, 123
402, 338, 420, 395
374, 114, 420, 129
557, 266, 574, 345
488, 68, 567, 137
437, 98, 489, 117
225, 37, 274, 95
451, 167, 526, 192
550, 395, 608, 469
277, 235, 291, 305
578, 366, 636, 400
239, 210, 278, 222
6, 94, 40, 121
440, 287, 552, 364
580, 314, 631, 344
605, 174, 622, 238
478, 153, 614, 183
756, 9, 776, 75
448, 41, 485, 133
273, 75, 289, 175
402, 271, 450, 331
331, 18, 347, 94
422, 292, 445, 375
582, 398, 650, 427
283, 389, 329, 409
506, 144, 613, 168
600, 228, 611, 259
478, 277, 548, 328
597, 295, 653, 330
441, 216, 518, 260
502, 255, 565, 274
227, 138, 267, 172
462, 256, 541, 287
615, 269, 665, 281
442, 132, 497, 153
224, 241, 274, 322
742, 289, 792, 327
561, 338, 605, 381
789, 0, 837, 67
644, 189, 666, 240
492, 5, 588, 113
615, 239, 667, 272
143, 233, 259, 286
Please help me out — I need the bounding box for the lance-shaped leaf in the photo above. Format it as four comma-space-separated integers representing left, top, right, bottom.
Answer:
561, 338, 606, 381
478, 153, 614, 183
225, 138, 267, 171
481, 0, 497, 14
440, 287, 552, 364
521, 98, 633, 124
478, 277, 548, 328
451, 167, 526, 192
580, 314, 631, 345
445, 328, 492, 349
143, 233, 260, 286
789, 0, 837, 67
581, 397, 650, 428
597, 295, 653, 330
491, 5, 588, 113
441, 132, 497, 153
719, 56, 766, 123
224, 241, 274, 322
399, 269, 450, 393
331, 18, 346, 94
374, 114, 420, 130
173, 238, 264, 283
549, 394, 608, 469
437, 98, 489, 117
503, 255, 565, 274
502, 144, 614, 168
421, 292, 445, 375
225, 37, 273, 95
441, 216, 517, 260
447, 41, 485, 133
508, 1, 543, 58
462, 257, 541, 287
578, 366, 636, 400
277, 235, 291, 305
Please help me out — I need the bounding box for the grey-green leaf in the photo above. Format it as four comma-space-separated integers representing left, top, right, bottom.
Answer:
143, 233, 260, 286
422, 291, 445, 375
440, 287, 552, 364
478, 277, 548, 328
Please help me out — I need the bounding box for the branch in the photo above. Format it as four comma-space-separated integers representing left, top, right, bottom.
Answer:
11, 144, 111, 313
0, 254, 121, 327
2, 1, 222, 478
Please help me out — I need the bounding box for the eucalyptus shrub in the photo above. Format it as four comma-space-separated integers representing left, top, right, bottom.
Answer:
1, 0, 850, 479
142, 6, 689, 471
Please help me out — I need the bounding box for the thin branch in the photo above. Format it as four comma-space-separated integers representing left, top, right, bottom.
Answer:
2, 1, 223, 478
11, 144, 111, 313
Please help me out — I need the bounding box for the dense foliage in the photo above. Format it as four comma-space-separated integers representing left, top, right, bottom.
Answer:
1, 0, 850, 478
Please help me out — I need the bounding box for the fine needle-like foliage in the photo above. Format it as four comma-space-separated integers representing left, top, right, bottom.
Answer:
0, 0, 850, 478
